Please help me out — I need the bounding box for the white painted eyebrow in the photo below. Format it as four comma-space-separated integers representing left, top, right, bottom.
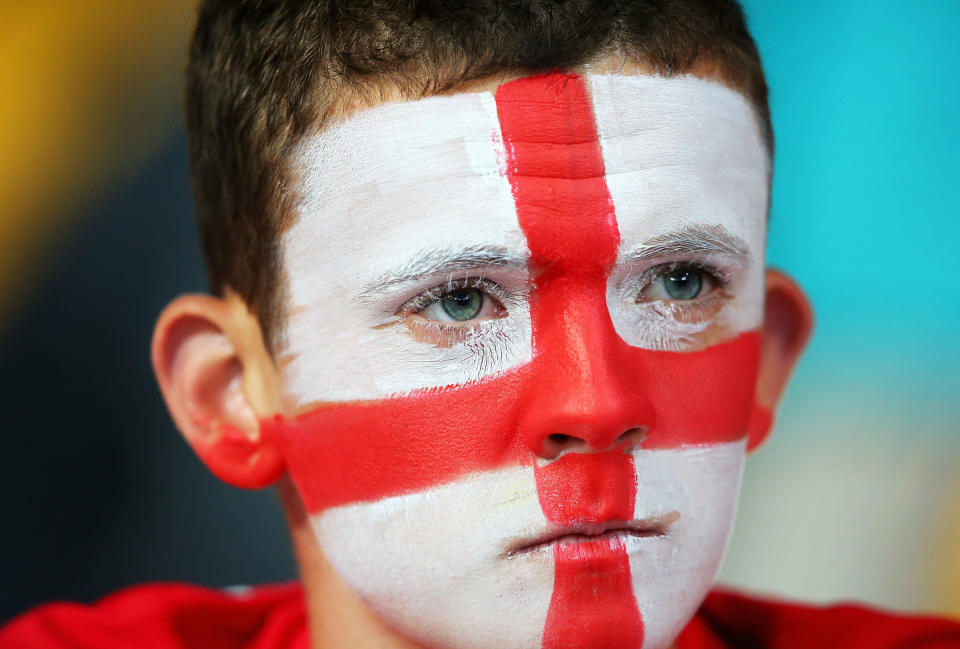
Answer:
359, 224, 747, 299
620, 223, 751, 263
359, 245, 529, 298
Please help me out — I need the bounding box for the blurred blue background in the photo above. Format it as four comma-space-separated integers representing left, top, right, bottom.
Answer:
0, 0, 957, 623
722, 0, 960, 613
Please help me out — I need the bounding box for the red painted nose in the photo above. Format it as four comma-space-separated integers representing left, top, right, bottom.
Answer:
520, 269, 655, 460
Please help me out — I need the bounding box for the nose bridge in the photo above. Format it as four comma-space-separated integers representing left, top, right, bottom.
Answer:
522, 268, 654, 456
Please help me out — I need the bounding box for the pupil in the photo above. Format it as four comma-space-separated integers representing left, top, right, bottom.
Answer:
441, 288, 483, 321
664, 269, 703, 300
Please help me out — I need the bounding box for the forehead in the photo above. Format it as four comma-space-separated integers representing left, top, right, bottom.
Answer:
287, 89, 520, 292
286, 73, 769, 279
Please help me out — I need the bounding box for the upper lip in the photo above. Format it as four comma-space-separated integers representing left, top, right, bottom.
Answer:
504, 512, 679, 558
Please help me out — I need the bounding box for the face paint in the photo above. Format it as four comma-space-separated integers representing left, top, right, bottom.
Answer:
267, 71, 769, 649
282, 90, 531, 403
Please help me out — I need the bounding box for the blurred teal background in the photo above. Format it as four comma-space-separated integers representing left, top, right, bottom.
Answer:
1, 0, 957, 623
721, 0, 960, 614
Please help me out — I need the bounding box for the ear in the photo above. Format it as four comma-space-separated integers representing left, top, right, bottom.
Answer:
151, 292, 285, 488
747, 269, 814, 451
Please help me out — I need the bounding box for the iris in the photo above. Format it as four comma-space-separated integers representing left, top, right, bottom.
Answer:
441, 288, 484, 321
663, 268, 703, 300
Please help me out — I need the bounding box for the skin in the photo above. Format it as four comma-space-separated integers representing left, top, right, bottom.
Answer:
152, 57, 813, 649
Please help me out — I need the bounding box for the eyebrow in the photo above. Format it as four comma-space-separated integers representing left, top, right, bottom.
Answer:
620, 223, 752, 263
358, 244, 529, 298
358, 223, 749, 299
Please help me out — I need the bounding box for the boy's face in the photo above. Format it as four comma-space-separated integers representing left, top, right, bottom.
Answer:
263, 70, 770, 649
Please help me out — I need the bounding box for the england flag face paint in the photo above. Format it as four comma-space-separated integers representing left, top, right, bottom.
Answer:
266, 71, 770, 649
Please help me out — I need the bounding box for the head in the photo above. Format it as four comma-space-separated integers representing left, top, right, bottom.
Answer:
153, 2, 812, 649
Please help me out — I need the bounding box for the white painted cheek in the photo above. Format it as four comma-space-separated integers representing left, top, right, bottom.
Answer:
311, 465, 551, 649
282, 306, 531, 404
604, 291, 718, 352
591, 75, 768, 349
280, 92, 530, 405
626, 442, 747, 649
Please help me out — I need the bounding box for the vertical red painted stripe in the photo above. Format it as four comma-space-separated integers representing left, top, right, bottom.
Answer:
496, 72, 645, 649
536, 452, 642, 648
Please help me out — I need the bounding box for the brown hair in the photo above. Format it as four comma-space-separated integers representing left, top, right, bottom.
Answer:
185, 0, 770, 348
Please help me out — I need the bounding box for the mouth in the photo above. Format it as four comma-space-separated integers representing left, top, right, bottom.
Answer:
505, 511, 679, 558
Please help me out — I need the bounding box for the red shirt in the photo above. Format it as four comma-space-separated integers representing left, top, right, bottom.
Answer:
2, 583, 958, 649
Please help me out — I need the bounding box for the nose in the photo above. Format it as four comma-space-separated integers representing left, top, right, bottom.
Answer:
523, 377, 655, 459
520, 280, 656, 460
540, 426, 649, 459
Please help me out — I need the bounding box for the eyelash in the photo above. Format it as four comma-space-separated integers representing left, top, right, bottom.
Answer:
628, 261, 734, 334
394, 277, 519, 349
398, 262, 728, 318
397, 276, 512, 320
633, 260, 731, 302
394, 260, 732, 350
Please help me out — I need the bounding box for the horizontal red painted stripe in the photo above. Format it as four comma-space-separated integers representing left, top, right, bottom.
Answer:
267, 331, 759, 513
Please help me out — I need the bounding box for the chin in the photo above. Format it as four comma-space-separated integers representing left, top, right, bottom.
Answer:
309, 440, 746, 649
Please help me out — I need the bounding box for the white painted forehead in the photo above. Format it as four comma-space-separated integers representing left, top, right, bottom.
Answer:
283, 71, 770, 300
285, 73, 769, 279
589, 74, 769, 177
286, 90, 521, 287
288, 73, 768, 214
290, 91, 507, 224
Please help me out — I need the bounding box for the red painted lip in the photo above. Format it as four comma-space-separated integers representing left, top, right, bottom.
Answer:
506, 513, 678, 558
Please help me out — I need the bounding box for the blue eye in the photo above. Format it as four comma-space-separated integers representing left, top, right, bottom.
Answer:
407, 279, 506, 325
641, 264, 718, 302
663, 268, 704, 300
440, 288, 484, 321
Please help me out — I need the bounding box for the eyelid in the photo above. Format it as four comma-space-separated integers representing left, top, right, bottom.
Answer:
629, 260, 731, 302
396, 276, 513, 318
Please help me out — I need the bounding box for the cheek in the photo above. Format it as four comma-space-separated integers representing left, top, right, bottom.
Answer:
629, 442, 746, 649
309, 464, 552, 649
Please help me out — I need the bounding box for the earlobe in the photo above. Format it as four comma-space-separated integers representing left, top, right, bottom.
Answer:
151, 293, 285, 488
747, 270, 814, 451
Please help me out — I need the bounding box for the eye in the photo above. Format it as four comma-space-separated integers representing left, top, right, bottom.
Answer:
403, 279, 508, 325
640, 265, 718, 302
422, 287, 486, 322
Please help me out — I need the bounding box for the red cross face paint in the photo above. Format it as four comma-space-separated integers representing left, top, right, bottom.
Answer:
269, 72, 770, 649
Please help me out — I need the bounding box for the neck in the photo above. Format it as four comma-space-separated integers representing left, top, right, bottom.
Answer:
280, 478, 424, 649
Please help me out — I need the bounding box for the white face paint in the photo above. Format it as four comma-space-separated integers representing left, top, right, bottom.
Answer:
317, 442, 744, 649
283, 91, 530, 405
594, 75, 768, 351
278, 74, 769, 649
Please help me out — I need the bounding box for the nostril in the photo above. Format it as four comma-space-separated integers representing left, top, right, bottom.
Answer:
538, 428, 649, 459
547, 433, 578, 446
540, 433, 582, 458
615, 426, 649, 449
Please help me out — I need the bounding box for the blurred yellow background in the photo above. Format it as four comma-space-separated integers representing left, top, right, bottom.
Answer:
0, 1, 193, 328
